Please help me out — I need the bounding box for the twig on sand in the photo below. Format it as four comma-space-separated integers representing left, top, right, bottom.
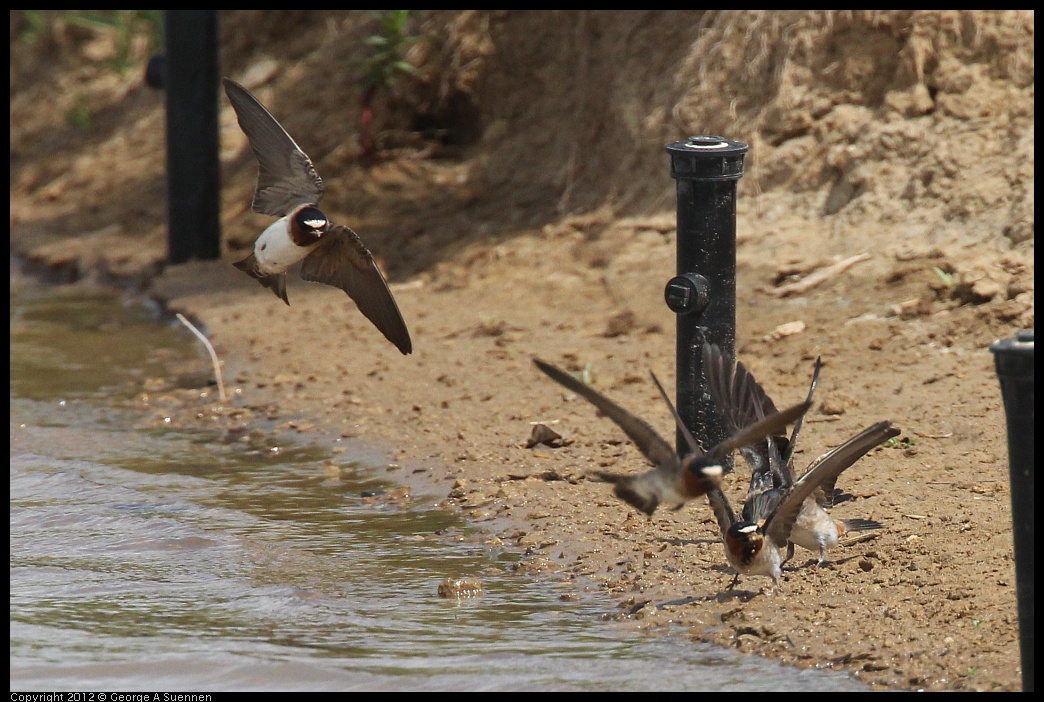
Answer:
176, 313, 227, 403
768, 252, 872, 297
839, 531, 880, 548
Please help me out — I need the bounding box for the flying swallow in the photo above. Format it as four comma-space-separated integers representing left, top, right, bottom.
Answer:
702, 343, 892, 565
222, 77, 412, 355
532, 358, 812, 516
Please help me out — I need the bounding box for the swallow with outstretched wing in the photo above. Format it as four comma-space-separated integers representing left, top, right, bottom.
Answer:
223, 77, 412, 355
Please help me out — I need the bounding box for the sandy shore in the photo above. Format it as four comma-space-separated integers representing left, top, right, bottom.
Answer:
103, 215, 1020, 692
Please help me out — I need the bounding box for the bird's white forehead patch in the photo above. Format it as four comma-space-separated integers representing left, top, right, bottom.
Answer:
703, 463, 723, 478
737, 524, 759, 535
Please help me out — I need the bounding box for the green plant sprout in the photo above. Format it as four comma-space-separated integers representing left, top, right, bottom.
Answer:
358, 10, 423, 163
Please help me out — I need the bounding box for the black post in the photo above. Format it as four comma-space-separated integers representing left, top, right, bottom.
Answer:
989, 329, 1034, 692
664, 135, 748, 457
163, 10, 221, 264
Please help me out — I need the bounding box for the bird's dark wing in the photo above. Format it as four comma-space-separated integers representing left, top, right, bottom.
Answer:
648, 370, 701, 456
533, 359, 679, 473
764, 421, 899, 547
781, 355, 822, 472
702, 343, 780, 478
223, 77, 323, 216
706, 487, 739, 538
742, 484, 786, 524
703, 343, 779, 432
708, 400, 812, 463
803, 419, 900, 512
300, 226, 412, 355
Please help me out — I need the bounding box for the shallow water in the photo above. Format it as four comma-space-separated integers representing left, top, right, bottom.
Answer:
9, 271, 871, 692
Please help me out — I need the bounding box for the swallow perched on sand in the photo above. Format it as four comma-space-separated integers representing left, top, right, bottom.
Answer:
703, 421, 899, 593
532, 358, 812, 516
222, 77, 412, 355
702, 343, 891, 565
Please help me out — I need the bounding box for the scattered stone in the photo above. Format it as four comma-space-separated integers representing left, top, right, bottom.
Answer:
437, 577, 484, 599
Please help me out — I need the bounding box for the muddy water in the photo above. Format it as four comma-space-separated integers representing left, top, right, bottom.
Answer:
9, 271, 870, 692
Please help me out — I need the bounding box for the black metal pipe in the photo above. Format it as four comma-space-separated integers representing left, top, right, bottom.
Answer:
989, 329, 1034, 692
664, 135, 748, 458
164, 10, 221, 264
